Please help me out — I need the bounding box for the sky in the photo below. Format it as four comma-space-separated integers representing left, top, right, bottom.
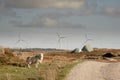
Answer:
0, 0, 120, 50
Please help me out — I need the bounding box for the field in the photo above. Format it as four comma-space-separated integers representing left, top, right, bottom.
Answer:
0, 48, 120, 80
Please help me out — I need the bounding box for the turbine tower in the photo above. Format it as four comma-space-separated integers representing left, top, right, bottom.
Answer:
57, 32, 66, 49
16, 33, 27, 55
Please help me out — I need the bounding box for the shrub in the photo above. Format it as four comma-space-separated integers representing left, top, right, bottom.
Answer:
0, 56, 8, 65
4, 48, 14, 57
0, 48, 25, 66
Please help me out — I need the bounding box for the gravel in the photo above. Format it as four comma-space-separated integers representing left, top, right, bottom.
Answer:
65, 61, 120, 80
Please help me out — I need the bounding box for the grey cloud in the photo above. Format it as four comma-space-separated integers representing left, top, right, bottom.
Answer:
12, 16, 85, 29
2, 0, 84, 9
9, 12, 69, 27
76, 0, 98, 16
13, 17, 57, 28
78, 0, 120, 16
2, 0, 120, 17
37, 12, 76, 19
100, 7, 120, 17
0, 1, 16, 16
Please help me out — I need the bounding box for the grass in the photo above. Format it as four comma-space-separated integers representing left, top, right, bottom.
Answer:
57, 61, 81, 80
0, 49, 82, 80
0, 63, 49, 80
2, 48, 119, 80
0, 66, 38, 80
0, 60, 81, 80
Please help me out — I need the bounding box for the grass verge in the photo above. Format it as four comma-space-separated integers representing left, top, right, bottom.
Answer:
56, 61, 82, 80
0, 63, 49, 80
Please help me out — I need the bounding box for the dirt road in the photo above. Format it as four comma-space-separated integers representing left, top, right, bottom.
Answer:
65, 61, 120, 80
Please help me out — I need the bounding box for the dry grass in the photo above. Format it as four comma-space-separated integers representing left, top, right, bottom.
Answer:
0, 48, 120, 80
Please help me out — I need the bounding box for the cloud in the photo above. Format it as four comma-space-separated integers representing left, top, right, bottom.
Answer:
44, 18, 57, 27
0, 1, 16, 16
2, 0, 120, 17
12, 16, 85, 29
28, 17, 57, 27
3, 0, 84, 9
11, 17, 57, 28
101, 7, 120, 16
9, 12, 60, 27
77, 0, 120, 16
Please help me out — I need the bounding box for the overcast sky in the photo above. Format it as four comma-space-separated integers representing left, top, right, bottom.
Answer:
0, 0, 120, 50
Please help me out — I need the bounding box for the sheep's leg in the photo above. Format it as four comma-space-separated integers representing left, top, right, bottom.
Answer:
39, 59, 42, 63
35, 62, 39, 68
27, 61, 32, 68
28, 64, 31, 68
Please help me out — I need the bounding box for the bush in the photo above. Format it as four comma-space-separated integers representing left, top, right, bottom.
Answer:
4, 48, 14, 57
0, 56, 8, 65
0, 48, 14, 65
0, 48, 25, 66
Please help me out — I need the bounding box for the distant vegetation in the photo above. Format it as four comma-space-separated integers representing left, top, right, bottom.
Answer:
11, 48, 67, 52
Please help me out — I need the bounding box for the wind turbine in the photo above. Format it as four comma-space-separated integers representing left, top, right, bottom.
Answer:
83, 34, 93, 45
56, 33, 66, 49
15, 33, 27, 55
16, 34, 24, 44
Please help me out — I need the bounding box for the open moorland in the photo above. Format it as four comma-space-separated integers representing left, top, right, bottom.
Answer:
0, 47, 120, 80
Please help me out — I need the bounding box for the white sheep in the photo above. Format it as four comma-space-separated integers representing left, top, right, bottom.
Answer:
26, 53, 43, 68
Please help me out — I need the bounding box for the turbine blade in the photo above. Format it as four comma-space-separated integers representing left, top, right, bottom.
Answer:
56, 32, 60, 38
15, 40, 20, 44
61, 37, 66, 38
88, 39, 93, 41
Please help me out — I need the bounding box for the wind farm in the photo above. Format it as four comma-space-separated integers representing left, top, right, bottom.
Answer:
0, 0, 120, 80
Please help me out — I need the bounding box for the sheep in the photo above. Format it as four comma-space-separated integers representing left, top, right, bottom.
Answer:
26, 53, 43, 68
